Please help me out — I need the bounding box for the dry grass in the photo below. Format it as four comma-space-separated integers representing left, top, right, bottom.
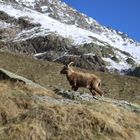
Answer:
0, 80, 59, 126
0, 103, 140, 140
0, 80, 140, 140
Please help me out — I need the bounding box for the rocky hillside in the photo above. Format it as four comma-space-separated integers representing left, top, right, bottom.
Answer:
0, 1, 140, 139
0, 0, 140, 73
0, 63, 140, 140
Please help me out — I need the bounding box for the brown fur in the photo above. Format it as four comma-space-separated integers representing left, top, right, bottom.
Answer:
60, 62, 104, 97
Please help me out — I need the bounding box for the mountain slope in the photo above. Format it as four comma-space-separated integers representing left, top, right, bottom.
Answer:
0, 0, 140, 73
0, 64, 140, 140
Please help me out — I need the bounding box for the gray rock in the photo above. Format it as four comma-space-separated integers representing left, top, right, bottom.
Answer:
128, 67, 140, 78
0, 68, 44, 88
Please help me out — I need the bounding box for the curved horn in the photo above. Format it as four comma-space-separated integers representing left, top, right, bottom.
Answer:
68, 62, 74, 68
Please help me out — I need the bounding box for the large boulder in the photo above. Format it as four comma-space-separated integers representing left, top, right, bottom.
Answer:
0, 11, 14, 22
128, 67, 140, 78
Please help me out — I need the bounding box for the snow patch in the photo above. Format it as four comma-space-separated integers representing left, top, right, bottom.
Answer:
0, 21, 14, 29
41, 6, 48, 12
34, 52, 47, 57
84, 53, 95, 56
103, 57, 131, 73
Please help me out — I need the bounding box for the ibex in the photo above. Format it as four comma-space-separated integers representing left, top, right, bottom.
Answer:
60, 62, 104, 97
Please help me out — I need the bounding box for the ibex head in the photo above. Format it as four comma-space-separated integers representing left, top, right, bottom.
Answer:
60, 62, 74, 74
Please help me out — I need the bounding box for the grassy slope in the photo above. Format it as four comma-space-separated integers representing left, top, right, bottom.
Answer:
0, 51, 140, 104
0, 80, 140, 140
0, 52, 140, 139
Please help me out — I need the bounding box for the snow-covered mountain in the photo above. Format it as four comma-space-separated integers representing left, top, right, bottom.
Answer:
0, 0, 140, 73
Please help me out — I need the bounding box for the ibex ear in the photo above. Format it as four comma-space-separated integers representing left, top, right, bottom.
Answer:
68, 61, 74, 68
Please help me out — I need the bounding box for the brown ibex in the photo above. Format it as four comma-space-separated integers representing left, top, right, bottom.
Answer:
60, 62, 104, 97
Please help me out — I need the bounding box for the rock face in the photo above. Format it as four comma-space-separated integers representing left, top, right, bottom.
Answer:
55, 54, 106, 71
1, 33, 107, 71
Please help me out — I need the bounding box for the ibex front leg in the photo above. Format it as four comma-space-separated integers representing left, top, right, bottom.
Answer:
72, 86, 78, 91
89, 89, 97, 97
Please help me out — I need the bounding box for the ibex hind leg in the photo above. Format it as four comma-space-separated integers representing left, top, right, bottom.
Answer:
89, 89, 98, 100
93, 81, 104, 96
95, 87, 104, 96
